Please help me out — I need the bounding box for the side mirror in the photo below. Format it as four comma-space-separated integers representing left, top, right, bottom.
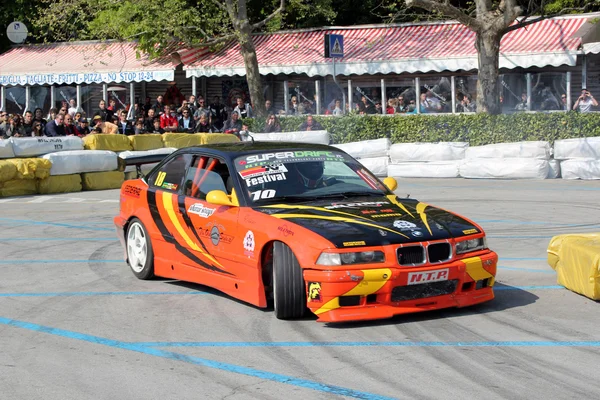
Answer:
206, 190, 236, 207
383, 177, 398, 192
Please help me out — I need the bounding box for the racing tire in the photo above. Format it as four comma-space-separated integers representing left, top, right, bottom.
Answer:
126, 218, 155, 280
273, 242, 306, 320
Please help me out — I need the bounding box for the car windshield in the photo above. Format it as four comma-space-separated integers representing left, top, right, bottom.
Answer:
234, 149, 389, 205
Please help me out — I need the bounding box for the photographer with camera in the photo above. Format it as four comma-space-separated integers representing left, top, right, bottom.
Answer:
573, 89, 598, 113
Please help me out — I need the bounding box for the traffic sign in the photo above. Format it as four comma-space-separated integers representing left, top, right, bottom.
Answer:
324, 34, 344, 58
7, 21, 28, 44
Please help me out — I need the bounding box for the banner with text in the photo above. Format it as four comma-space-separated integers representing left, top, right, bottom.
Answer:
0, 70, 175, 86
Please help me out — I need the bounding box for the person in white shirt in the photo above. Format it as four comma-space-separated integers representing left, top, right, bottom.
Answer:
573, 89, 598, 113
68, 98, 79, 116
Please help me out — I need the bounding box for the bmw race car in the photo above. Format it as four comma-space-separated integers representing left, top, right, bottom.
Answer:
114, 142, 497, 323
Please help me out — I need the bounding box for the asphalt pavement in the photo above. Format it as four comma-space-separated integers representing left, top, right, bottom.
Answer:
1, 178, 599, 399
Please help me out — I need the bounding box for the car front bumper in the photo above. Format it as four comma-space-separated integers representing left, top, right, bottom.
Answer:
303, 251, 497, 323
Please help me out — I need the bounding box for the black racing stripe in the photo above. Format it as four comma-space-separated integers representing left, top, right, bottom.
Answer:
146, 190, 233, 276
177, 194, 210, 252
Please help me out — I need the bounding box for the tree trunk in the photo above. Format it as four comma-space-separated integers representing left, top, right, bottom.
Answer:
238, 23, 266, 118
475, 31, 502, 115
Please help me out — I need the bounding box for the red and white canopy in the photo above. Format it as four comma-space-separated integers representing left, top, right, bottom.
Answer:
0, 41, 177, 86
183, 14, 592, 77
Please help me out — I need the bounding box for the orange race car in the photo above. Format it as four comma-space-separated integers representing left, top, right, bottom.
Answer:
114, 142, 497, 323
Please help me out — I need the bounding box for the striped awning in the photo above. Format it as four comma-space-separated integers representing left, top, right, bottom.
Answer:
0, 41, 177, 86
184, 14, 592, 78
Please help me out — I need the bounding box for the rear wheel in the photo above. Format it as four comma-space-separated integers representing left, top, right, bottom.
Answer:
273, 242, 306, 319
126, 218, 154, 280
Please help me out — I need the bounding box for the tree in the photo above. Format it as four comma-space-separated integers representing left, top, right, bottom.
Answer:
403, 0, 598, 114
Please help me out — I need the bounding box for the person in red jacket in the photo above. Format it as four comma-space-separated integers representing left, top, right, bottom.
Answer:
160, 104, 178, 132
63, 113, 79, 136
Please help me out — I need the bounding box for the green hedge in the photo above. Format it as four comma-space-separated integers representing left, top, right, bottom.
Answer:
246, 112, 600, 145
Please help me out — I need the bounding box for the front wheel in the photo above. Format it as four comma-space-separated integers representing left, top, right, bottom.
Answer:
126, 218, 154, 280
273, 242, 306, 319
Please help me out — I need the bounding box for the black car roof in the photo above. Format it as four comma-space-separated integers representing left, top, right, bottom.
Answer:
173, 141, 340, 160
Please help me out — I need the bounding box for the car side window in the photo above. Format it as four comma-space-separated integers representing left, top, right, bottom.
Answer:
149, 154, 192, 191
183, 156, 232, 200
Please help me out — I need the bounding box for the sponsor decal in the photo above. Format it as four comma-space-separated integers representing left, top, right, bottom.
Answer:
188, 203, 215, 218
371, 213, 403, 218
379, 229, 387, 237
243, 230, 255, 253
393, 220, 417, 230
278, 225, 295, 237
361, 210, 377, 215
245, 173, 287, 187
197, 223, 233, 245
463, 228, 478, 235
380, 209, 395, 213
161, 182, 178, 190
407, 268, 449, 285
325, 201, 389, 210
308, 282, 322, 302
411, 231, 423, 237
239, 163, 288, 179
123, 185, 141, 198
245, 151, 344, 164
435, 223, 445, 230
343, 241, 366, 247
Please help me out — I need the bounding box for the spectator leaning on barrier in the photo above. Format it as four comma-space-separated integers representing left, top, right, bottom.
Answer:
223, 111, 242, 135
152, 118, 165, 134
134, 119, 145, 135
238, 123, 252, 141
77, 118, 90, 136
32, 121, 45, 137
63, 114, 79, 136
573, 89, 598, 113
178, 108, 196, 133
45, 113, 66, 137
195, 114, 212, 133
117, 111, 135, 135
299, 115, 323, 131
263, 113, 282, 133
5, 114, 26, 138
160, 105, 178, 132
93, 115, 118, 134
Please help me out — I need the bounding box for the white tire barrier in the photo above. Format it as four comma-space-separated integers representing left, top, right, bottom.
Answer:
559, 159, 600, 180
118, 147, 177, 160
251, 130, 330, 145
554, 137, 600, 160
0, 139, 15, 158
466, 141, 551, 160
11, 136, 84, 157
42, 150, 118, 175
459, 158, 549, 179
388, 161, 460, 178
333, 138, 391, 159
359, 156, 389, 177
389, 142, 468, 162
548, 159, 561, 179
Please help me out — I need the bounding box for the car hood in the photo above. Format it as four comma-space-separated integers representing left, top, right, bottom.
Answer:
256, 195, 481, 248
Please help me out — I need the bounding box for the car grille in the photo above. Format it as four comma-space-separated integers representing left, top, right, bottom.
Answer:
391, 280, 459, 302
428, 243, 452, 263
397, 246, 425, 265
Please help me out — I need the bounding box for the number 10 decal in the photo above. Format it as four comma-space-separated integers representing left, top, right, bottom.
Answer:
251, 189, 276, 201
155, 171, 167, 187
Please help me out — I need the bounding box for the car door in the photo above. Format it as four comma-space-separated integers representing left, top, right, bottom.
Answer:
177, 155, 240, 270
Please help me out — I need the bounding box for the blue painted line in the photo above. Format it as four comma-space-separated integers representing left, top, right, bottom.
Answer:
0, 218, 113, 231
0, 291, 208, 297
0, 238, 117, 241
495, 285, 563, 290
0, 316, 396, 400
498, 266, 554, 274
135, 340, 600, 348
0, 259, 122, 264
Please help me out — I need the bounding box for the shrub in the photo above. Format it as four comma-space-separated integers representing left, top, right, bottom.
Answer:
246, 112, 600, 145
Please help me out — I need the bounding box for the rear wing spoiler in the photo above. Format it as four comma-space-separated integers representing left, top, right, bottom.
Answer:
119, 153, 172, 179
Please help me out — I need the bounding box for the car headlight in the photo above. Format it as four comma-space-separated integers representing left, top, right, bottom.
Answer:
456, 237, 487, 254
316, 251, 385, 266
